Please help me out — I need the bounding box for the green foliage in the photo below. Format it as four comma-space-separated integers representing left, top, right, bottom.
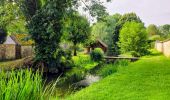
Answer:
73, 55, 98, 70
113, 13, 142, 55
19, 0, 43, 21
96, 59, 129, 77
67, 54, 170, 100
65, 12, 91, 56
118, 21, 149, 57
27, 1, 73, 71
62, 67, 86, 84
88, 1, 109, 21
91, 14, 121, 56
0, 69, 58, 100
114, 59, 130, 67
0, 29, 7, 44
97, 64, 118, 77
90, 48, 104, 62
158, 24, 170, 39
147, 24, 160, 36
0, 0, 25, 33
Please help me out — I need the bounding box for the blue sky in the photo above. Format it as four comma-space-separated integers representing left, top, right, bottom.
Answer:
104, 0, 170, 26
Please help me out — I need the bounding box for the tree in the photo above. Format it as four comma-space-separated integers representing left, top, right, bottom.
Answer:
22, 0, 111, 72
27, 0, 73, 70
19, 0, 43, 21
91, 14, 121, 56
147, 24, 160, 36
113, 13, 143, 55
158, 24, 170, 39
0, 0, 27, 34
118, 21, 148, 57
0, 0, 18, 43
66, 13, 91, 56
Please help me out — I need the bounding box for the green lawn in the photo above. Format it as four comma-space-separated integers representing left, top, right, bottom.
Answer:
67, 54, 170, 100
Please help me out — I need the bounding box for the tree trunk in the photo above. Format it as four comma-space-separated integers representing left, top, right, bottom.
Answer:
73, 43, 77, 56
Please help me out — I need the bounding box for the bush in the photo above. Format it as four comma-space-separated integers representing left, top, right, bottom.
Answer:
90, 48, 104, 62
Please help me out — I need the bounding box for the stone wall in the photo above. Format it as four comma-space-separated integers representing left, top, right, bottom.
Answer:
21, 46, 34, 58
0, 44, 16, 60
163, 41, 170, 57
155, 40, 170, 57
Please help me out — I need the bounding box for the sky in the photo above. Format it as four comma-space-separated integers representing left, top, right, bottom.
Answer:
104, 0, 170, 26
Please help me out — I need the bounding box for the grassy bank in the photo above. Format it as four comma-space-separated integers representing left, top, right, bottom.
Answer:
67, 54, 170, 100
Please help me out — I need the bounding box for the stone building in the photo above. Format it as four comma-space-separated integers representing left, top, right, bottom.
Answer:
0, 34, 34, 61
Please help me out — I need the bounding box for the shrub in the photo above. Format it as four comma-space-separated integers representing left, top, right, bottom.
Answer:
90, 48, 104, 62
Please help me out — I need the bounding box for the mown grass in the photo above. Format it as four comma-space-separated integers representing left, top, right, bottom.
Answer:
67, 54, 170, 100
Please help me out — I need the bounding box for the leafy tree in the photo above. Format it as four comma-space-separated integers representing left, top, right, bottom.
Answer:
91, 22, 107, 41
19, 0, 43, 21
0, 0, 18, 43
0, 0, 27, 34
91, 14, 121, 56
66, 12, 91, 56
27, 0, 74, 71
147, 24, 160, 36
118, 21, 148, 57
113, 13, 143, 55
158, 24, 170, 39
22, 0, 111, 71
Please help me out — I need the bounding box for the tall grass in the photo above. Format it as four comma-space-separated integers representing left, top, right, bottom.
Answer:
97, 59, 130, 77
0, 69, 58, 100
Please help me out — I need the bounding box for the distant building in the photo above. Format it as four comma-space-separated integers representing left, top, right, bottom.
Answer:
85, 39, 108, 54
0, 34, 34, 60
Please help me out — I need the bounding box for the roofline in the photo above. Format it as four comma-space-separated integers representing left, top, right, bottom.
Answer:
97, 39, 108, 48
10, 35, 20, 45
